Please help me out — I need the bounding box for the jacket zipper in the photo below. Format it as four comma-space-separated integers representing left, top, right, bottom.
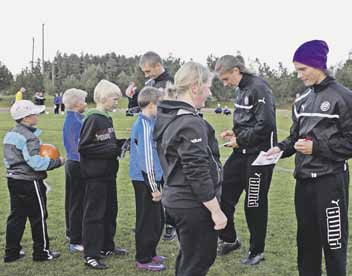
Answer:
207, 145, 221, 184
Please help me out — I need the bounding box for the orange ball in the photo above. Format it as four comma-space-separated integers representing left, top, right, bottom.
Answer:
39, 144, 60, 160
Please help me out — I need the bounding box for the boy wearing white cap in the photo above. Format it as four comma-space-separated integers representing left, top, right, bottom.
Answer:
3, 100, 64, 263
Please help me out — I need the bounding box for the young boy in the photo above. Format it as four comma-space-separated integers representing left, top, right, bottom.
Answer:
3, 100, 64, 263
129, 87, 166, 272
62, 88, 87, 252
78, 80, 128, 269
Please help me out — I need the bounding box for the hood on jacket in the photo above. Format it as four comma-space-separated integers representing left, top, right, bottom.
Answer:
84, 108, 111, 121
153, 100, 196, 142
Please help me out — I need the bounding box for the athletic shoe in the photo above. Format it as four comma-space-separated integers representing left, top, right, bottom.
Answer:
69, 244, 84, 253
217, 239, 241, 256
4, 250, 25, 263
152, 255, 166, 264
33, 250, 60, 261
85, 257, 107, 270
136, 261, 166, 271
163, 225, 176, 241
241, 252, 265, 265
100, 247, 128, 257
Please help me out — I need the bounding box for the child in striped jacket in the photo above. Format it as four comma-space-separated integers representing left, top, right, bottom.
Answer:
129, 87, 166, 272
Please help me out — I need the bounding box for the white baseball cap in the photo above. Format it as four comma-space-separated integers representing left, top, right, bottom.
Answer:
10, 100, 46, 120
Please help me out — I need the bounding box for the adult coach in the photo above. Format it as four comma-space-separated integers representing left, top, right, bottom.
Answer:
215, 55, 277, 265
266, 40, 352, 276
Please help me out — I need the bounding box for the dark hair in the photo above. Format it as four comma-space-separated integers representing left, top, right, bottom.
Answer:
138, 87, 164, 109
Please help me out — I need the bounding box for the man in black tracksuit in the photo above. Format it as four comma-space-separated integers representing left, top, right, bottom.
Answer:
267, 40, 352, 276
215, 55, 277, 265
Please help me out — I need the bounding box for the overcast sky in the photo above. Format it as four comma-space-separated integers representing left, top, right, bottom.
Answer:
1, 0, 351, 74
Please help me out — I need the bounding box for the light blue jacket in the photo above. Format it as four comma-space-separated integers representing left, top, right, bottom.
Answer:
129, 113, 163, 192
3, 124, 61, 180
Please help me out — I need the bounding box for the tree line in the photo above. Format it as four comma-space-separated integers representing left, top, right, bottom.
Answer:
1, 51, 351, 104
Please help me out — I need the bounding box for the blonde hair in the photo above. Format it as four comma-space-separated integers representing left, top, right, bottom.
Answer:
62, 88, 87, 109
174, 61, 212, 96
94, 79, 122, 103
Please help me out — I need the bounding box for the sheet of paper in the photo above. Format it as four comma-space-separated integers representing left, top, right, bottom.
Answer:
251, 151, 283, 166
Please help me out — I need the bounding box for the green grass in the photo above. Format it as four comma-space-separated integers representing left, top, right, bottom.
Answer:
0, 109, 351, 276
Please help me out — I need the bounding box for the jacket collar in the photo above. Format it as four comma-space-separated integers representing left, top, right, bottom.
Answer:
238, 73, 252, 89
17, 123, 42, 136
312, 75, 335, 93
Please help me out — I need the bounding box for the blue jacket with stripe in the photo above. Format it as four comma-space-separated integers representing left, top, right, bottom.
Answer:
129, 113, 163, 192
3, 124, 62, 181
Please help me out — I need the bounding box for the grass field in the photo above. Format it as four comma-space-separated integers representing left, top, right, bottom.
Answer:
0, 108, 351, 276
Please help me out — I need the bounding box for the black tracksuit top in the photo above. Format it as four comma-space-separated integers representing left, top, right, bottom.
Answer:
232, 73, 277, 155
78, 111, 120, 180
279, 76, 352, 179
153, 100, 222, 209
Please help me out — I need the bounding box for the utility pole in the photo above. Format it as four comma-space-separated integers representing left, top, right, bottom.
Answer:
52, 62, 55, 88
31, 37, 35, 70
42, 23, 45, 74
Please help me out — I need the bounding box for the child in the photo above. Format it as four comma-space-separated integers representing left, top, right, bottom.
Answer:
3, 100, 64, 263
214, 103, 222, 114
78, 80, 128, 270
53, 93, 60, 115
62, 88, 87, 253
223, 105, 232, 115
129, 87, 166, 272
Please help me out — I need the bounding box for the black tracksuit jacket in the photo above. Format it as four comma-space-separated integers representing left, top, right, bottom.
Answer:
278, 76, 352, 179
232, 73, 277, 154
153, 100, 222, 209
78, 109, 125, 179
129, 70, 174, 109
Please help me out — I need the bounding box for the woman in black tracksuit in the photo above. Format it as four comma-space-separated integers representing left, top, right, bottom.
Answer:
153, 62, 227, 276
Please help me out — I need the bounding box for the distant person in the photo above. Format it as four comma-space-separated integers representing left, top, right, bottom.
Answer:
265, 40, 352, 276
223, 106, 231, 116
54, 93, 61, 115
3, 100, 64, 263
214, 103, 222, 114
15, 87, 26, 102
129, 87, 166, 272
60, 93, 65, 114
62, 88, 88, 254
34, 92, 45, 106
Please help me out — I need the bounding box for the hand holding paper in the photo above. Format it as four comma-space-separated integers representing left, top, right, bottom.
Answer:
252, 149, 283, 166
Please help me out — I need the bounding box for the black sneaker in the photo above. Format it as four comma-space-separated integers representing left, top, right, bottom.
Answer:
241, 252, 264, 265
4, 250, 25, 263
85, 257, 107, 270
33, 250, 60, 261
217, 239, 241, 256
100, 247, 128, 257
163, 225, 176, 241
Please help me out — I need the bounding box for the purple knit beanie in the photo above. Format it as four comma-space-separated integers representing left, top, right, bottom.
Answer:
293, 40, 329, 69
